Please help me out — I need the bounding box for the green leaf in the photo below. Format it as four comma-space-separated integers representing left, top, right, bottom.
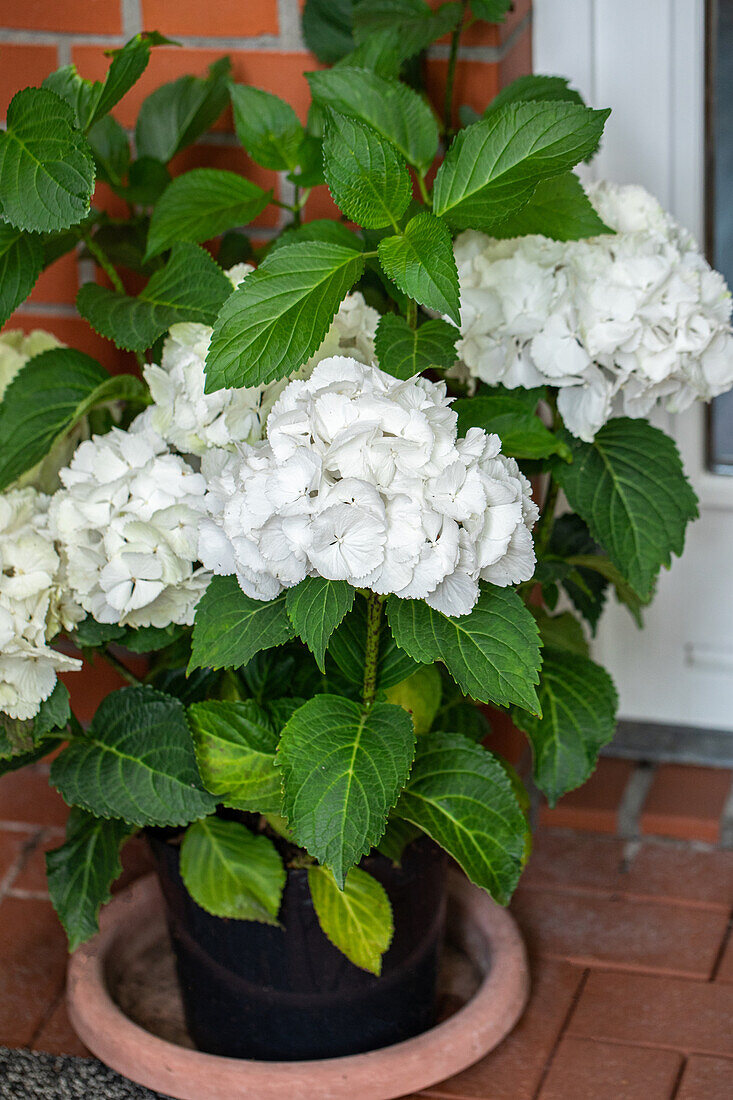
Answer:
453, 394, 571, 460
377, 213, 460, 323
0, 225, 43, 327
72, 619, 126, 649
375, 314, 458, 379
87, 116, 130, 187
46, 809, 134, 951
146, 169, 271, 260
471, 0, 512, 21
50, 686, 216, 827
302, 0, 355, 63
135, 58, 231, 162
531, 609, 589, 658
547, 513, 607, 631
565, 553, 649, 628
554, 419, 699, 600
329, 596, 420, 689
308, 864, 394, 974
395, 731, 525, 904
0, 680, 70, 759
0, 88, 95, 233
230, 85, 305, 171
513, 648, 618, 804
205, 241, 364, 390
323, 110, 411, 229
277, 695, 416, 886
188, 699, 282, 813
77, 242, 232, 352
286, 578, 355, 672
308, 67, 439, 172
0, 740, 64, 778
485, 73, 585, 118
376, 816, 421, 863
353, 1, 462, 62
180, 817, 285, 923
122, 157, 171, 204
0, 348, 143, 490
492, 172, 613, 241
268, 219, 364, 256
433, 101, 609, 230
387, 586, 541, 712
189, 576, 295, 672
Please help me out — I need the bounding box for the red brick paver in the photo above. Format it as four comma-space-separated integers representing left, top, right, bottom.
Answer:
675, 1056, 733, 1098
538, 1037, 683, 1100
640, 765, 733, 844
539, 758, 635, 833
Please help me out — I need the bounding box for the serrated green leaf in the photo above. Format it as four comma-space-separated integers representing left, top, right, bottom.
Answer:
302, 0, 355, 63
121, 623, 185, 654
146, 169, 271, 259
375, 314, 458, 379
453, 394, 570, 460
353, 0, 462, 62
308, 67, 439, 172
565, 553, 649, 628
230, 84, 305, 171
308, 864, 393, 974
433, 101, 609, 230
471, 0, 512, 21
484, 73, 585, 119
0, 88, 95, 233
72, 619, 126, 649
378, 213, 460, 323
395, 731, 525, 904
0, 225, 43, 327
50, 686, 216, 827
329, 596, 420, 689
277, 695, 416, 886
46, 808, 134, 951
323, 110, 411, 229
188, 699, 282, 813
77, 242, 231, 352
286, 578, 355, 672
180, 817, 285, 923
205, 241, 364, 390
547, 513, 608, 631
492, 172, 613, 241
121, 157, 171, 205
87, 116, 131, 187
376, 816, 421, 863
554, 419, 699, 600
387, 586, 541, 712
135, 59, 231, 163
267, 219, 364, 256
513, 648, 618, 804
531, 609, 589, 657
0, 348, 145, 490
189, 576, 295, 672
0, 680, 70, 759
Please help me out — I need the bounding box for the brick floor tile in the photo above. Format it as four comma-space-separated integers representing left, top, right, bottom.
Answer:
538, 1037, 683, 1100
510, 888, 728, 979
714, 933, 733, 983
112, 835, 156, 894
0, 828, 38, 888
539, 759, 635, 834
422, 960, 583, 1099
619, 843, 733, 910
521, 831, 625, 895
568, 971, 733, 1056
0, 767, 68, 829
32, 997, 90, 1059
676, 1055, 733, 1099
640, 765, 732, 844
0, 898, 68, 1047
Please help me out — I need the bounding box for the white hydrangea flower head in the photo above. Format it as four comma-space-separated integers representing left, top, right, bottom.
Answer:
49, 417, 209, 629
0, 488, 82, 720
200, 357, 537, 617
454, 181, 733, 440
144, 256, 379, 458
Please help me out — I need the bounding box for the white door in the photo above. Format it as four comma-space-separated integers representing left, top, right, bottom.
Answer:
534, 0, 733, 732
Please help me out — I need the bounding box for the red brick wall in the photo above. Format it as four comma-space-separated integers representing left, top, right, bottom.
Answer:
0, 0, 531, 366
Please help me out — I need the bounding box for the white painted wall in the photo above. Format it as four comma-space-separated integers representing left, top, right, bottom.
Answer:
534, 0, 733, 730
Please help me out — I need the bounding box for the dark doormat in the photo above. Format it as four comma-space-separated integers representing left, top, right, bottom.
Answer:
0, 1049, 174, 1100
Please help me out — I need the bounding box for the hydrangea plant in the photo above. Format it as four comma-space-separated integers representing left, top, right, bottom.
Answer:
0, 1, 730, 973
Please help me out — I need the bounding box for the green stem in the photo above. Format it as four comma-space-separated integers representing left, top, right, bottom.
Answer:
534, 475, 560, 560
83, 230, 125, 295
362, 593, 384, 707
102, 647, 142, 686
292, 184, 302, 227
406, 299, 418, 329
417, 172, 432, 208
443, 0, 469, 137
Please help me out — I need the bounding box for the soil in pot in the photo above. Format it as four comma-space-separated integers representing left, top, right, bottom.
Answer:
146, 829, 447, 1062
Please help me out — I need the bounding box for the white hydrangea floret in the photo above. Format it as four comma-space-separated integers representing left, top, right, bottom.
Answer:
0, 489, 83, 720
199, 357, 538, 617
454, 181, 733, 441
49, 418, 209, 629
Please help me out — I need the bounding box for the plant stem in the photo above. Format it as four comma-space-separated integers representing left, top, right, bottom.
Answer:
406, 298, 418, 329
534, 475, 560, 560
417, 172, 432, 208
292, 184, 302, 227
443, 0, 469, 137
102, 647, 142, 686
83, 230, 125, 295
362, 593, 384, 708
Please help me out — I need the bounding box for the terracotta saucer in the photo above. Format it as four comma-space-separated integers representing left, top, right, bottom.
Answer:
67, 871, 530, 1100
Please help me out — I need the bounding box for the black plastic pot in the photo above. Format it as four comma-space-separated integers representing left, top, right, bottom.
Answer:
147, 831, 447, 1061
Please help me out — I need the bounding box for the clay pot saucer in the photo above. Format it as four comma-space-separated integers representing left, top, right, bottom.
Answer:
67, 871, 530, 1100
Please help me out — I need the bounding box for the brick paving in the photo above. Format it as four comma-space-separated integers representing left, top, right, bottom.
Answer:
1, 760, 733, 1097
